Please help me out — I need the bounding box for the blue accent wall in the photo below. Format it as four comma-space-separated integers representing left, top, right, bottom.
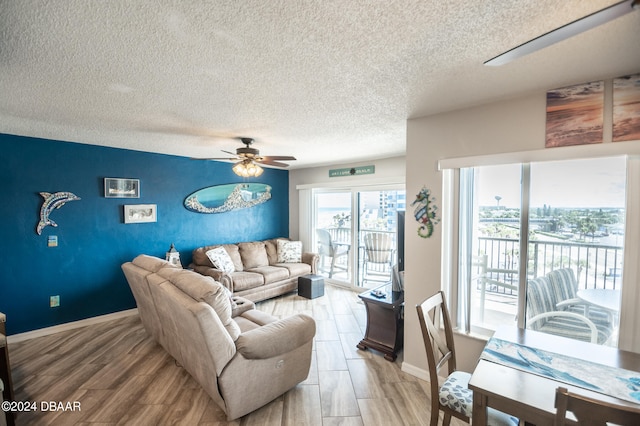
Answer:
0, 133, 289, 335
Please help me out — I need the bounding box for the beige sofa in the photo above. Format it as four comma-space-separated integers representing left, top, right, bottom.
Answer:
190, 238, 319, 302
122, 255, 316, 421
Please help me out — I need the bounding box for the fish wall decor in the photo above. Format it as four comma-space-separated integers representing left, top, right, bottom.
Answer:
411, 187, 439, 238
36, 191, 81, 235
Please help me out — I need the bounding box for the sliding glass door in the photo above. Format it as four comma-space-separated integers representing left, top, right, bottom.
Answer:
314, 191, 353, 283
313, 187, 405, 288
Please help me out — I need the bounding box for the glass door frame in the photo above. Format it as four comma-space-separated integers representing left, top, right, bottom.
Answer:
311, 183, 405, 290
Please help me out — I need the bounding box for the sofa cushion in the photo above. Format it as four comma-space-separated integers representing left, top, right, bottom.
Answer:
233, 316, 262, 333
277, 240, 302, 263
157, 268, 241, 341
193, 244, 244, 272
224, 244, 244, 272
238, 242, 269, 269
235, 314, 316, 359
275, 262, 312, 277
247, 265, 290, 284
240, 309, 279, 326
206, 247, 235, 273
231, 271, 265, 291
264, 238, 282, 265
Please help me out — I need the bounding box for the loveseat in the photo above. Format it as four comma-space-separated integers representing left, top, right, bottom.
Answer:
122, 254, 316, 420
190, 238, 319, 302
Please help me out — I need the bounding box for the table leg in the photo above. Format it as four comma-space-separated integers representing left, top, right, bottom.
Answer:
472, 391, 488, 426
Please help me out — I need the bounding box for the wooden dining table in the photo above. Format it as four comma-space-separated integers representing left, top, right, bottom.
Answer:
469, 326, 640, 425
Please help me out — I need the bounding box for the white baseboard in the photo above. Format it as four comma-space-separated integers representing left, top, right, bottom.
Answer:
7, 309, 139, 344
401, 361, 430, 382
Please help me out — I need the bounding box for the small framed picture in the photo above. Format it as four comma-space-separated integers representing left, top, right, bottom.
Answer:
124, 204, 157, 224
104, 178, 140, 198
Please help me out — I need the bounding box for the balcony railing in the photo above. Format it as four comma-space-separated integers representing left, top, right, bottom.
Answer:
477, 237, 624, 295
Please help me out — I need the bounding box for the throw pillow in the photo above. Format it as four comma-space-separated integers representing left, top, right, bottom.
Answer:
238, 241, 269, 269
277, 239, 302, 263
205, 247, 235, 273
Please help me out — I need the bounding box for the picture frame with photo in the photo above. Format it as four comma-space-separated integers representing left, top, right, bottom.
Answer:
613, 73, 640, 142
104, 178, 140, 198
545, 81, 604, 148
124, 204, 157, 224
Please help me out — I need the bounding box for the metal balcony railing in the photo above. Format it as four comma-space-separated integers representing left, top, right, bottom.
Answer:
477, 237, 624, 296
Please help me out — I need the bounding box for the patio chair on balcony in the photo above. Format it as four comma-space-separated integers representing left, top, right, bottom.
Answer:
316, 228, 350, 278
526, 274, 613, 344
546, 268, 612, 324
363, 232, 395, 283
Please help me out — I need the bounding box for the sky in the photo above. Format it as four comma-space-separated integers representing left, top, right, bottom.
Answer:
477, 156, 627, 209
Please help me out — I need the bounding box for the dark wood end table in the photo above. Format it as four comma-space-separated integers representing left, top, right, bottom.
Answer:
357, 283, 404, 361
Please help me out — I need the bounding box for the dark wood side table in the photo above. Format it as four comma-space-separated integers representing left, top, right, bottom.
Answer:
357, 283, 404, 361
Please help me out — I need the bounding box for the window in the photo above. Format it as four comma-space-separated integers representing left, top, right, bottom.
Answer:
451, 157, 626, 346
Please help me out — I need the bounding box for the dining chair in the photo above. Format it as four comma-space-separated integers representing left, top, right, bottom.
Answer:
362, 232, 395, 283
554, 386, 640, 425
416, 291, 518, 426
316, 228, 349, 278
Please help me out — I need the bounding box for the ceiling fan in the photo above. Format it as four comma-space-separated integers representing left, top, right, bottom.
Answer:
485, 0, 639, 66
193, 137, 296, 177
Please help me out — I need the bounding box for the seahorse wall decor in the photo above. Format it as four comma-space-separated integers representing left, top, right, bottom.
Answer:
411, 187, 440, 238
36, 191, 81, 235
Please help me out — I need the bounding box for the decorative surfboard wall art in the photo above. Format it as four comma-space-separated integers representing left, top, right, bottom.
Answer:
36, 191, 81, 235
184, 183, 272, 214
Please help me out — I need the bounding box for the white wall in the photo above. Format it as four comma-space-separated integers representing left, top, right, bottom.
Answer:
404, 89, 640, 378
404, 94, 544, 376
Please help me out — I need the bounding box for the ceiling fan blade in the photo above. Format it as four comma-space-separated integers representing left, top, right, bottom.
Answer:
258, 159, 291, 168
190, 157, 238, 161
221, 150, 237, 156
261, 155, 297, 161
485, 0, 639, 66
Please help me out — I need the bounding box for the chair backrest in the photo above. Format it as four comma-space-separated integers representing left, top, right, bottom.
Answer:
526, 276, 555, 329
554, 386, 640, 425
416, 291, 457, 384
363, 232, 394, 264
316, 228, 333, 256
546, 268, 578, 302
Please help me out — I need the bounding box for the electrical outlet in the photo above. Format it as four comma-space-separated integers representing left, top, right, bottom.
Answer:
50, 295, 60, 308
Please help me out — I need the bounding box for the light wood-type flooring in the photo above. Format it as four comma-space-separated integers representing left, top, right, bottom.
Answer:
8, 284, 465, 425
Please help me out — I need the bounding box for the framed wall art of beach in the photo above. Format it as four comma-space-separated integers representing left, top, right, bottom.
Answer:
613, 73, 640, 142
545, 80, 604, 148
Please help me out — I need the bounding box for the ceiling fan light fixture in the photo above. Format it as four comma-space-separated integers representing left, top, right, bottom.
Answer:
484, 0, 639, 66
232, 159, 264, 177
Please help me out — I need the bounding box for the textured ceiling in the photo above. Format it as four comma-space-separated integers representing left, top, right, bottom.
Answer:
1, 1, 639, 168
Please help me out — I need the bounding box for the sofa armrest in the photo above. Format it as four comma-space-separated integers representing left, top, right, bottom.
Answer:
301, 252, 319, 274
231, 296, 255, 317
235, 314, 316, 359
190, 265, 234, 291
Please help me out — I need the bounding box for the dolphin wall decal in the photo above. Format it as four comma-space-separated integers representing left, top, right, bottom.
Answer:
36, 191, 81, 235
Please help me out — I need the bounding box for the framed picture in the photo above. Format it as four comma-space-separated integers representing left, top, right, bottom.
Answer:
104, 178, 140, 198
613, 73, 640, 142
124, 204, 157, 224
545, 81, 603, 148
